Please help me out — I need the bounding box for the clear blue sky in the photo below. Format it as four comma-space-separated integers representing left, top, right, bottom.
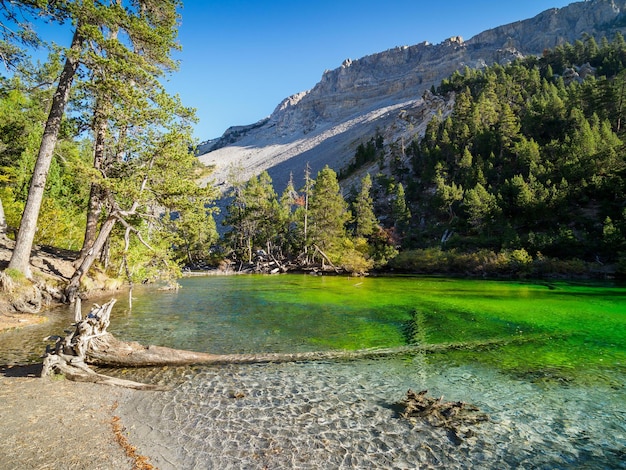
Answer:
173, 1, 574, 141
23, 1, 575, 141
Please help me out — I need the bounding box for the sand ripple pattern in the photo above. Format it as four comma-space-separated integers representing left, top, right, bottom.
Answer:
118, 358, 626, 469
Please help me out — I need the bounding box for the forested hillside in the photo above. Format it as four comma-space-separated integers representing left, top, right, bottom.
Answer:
218, 34, 626, 277
390, 34, 626, 274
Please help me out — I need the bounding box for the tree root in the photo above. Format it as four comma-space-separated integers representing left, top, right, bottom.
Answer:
42, 299, 167, 390
42, 353, 167, 390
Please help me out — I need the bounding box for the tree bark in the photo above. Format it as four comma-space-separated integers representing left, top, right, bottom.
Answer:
42, 300, 166, 390
77, 114, 107, 263
0, 196, 6, 237
8, 28, 83, 278
65, 216, 117, 302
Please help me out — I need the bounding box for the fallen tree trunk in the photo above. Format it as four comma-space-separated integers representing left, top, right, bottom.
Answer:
41, 353, 167, 390
85, 333, 549, 367
41, 299, 166, 390
42, 299, 553, 389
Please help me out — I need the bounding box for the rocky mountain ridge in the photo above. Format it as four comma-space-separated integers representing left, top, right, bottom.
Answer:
198, 0, 626, 193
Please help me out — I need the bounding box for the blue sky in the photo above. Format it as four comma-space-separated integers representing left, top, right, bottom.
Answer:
173, 1, 574, 141
21, 1, 575, 141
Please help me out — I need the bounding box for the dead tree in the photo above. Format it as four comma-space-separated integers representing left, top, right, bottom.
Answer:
41, 299, 552, 390
42, 300, 166, 390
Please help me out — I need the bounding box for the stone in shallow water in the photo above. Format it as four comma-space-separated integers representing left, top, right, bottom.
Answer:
114, 359, 626, 469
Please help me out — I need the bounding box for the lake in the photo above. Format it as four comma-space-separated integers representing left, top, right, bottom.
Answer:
2, 275, 625, 469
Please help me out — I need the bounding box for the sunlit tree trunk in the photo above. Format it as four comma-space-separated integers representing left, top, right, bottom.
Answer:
65, 216, 117, 302
8, 28, 83, 278
0, 196, 6, 237
77, 114, 107, 264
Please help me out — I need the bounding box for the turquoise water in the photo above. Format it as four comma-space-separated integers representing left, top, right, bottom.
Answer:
1, 275, 624, 468
104, 275, 625, 383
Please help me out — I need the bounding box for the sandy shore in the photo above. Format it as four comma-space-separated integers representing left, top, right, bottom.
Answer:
0, 364, 147, 470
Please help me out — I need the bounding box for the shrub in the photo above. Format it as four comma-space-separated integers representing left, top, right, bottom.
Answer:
336, 238, 374, 275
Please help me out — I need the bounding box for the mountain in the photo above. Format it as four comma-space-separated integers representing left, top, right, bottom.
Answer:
197, 0, 626, 193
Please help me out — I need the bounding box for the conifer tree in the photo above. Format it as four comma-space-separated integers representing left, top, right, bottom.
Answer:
8, 25, 83, 277
308, 165, 350, 255
0, 0, 53, 69
464, 183, 498, 233
278, 172, 302, 256
353, 173, 378, 238
224, 171, 281, 262
9, 0, 183, 279
75, 0, 182, 266
391, 182, 411, 235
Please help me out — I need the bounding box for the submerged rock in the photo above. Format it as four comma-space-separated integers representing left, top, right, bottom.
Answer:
398, 389, 489, 444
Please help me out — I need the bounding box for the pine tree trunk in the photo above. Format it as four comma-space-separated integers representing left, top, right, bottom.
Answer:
77, 115, 107, 263
65, 216, 116, 302
8, 29, 83, 278
0, 196, 6, 237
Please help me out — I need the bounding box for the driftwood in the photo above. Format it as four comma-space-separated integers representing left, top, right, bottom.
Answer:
398, 389, 489, 444
42, 299, 553, 390
211, 247, 346, 275
42, 300, 167, 390
312, 244, 340, 273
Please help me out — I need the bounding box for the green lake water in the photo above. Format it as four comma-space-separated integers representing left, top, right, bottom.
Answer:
1, 274, 624, 468
109, 275, 625, 384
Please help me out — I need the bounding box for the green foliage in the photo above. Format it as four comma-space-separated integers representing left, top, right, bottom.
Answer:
170, 203, 219, 267
35, 198, 86, 251
108, 221, 182, 284
352, 173, 378, 238
338, 134, 383, 180
0, 65, 92, 249
333, 237, 374, 275
224, 170, 282, 262
0, 1, 52, 70
464, 183, 499, 233
220, 165, 399, 274
0, 3, 216, 282
368, 228, 399, 267
0, 186, 22, 234
389, 247, 591, 277
3, 267, 26, 283
308, 165, 351, 253
397, 35, 626, 268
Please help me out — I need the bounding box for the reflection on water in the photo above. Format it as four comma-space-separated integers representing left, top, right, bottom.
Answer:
1, 275, 624, 468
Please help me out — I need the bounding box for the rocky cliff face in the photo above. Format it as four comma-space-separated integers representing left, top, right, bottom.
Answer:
198, 0, 626, 193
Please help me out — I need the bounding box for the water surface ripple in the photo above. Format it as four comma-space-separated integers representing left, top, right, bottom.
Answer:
1, 274, 624, 468
117, 357, 625, 469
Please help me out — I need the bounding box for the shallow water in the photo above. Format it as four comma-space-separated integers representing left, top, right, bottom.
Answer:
1, 275, 625, 468
113, 354, 626, 469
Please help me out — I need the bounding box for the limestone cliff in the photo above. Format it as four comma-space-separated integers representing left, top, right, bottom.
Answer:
198, 0, 626, 192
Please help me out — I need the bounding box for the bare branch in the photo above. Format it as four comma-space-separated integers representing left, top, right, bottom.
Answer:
115, 215, 155, 252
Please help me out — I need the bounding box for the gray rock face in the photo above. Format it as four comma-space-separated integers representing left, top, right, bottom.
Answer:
198, 0, 626, 193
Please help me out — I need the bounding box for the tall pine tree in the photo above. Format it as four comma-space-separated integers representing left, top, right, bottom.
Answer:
308, 166, 350, 257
